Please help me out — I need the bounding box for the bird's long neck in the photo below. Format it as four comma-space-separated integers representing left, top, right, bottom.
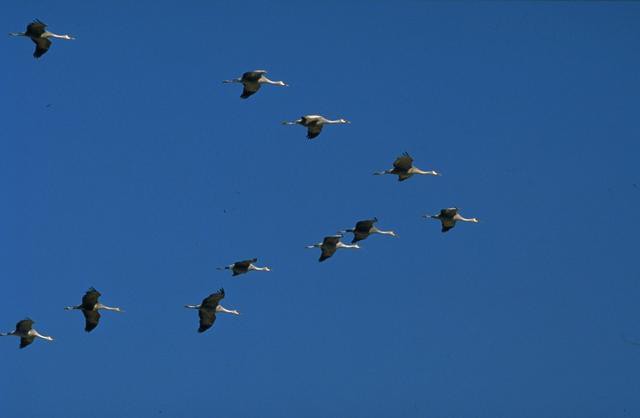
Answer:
249, 265, 270, 272
324, 119, 347, 124
259, 76, 286, 86
456, 216, 479, 223
373, 228, 396, 236
185, 304, 201, 309
336, 242, 359, 249
411, 167, 439, 176
216, 305, 240, 315
96, 303, 122, 312
46, 32, 74, 40
32, 329, 54, 341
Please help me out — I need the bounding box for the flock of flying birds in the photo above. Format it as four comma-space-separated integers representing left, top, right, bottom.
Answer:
2, 19, 480, 349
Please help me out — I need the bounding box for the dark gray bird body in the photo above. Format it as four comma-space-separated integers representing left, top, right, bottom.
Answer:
10, 19, 74, 58
217, 258, 270, 276
198, 289, 226, 333
65, 287, 123, 332
374, 152, 440, 181
282, 114, 350, 139
426, 208, 479, 232
185, 289, 240, 333
0, 318, 54, 348
223, 70, 288, 99
306, 234, 360, 262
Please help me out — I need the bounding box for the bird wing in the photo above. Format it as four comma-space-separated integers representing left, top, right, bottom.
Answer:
20, 336, 35, 349
440, 208, 458, 218
355, 219, 375, 232
319, 236, 340, 261
81, 289, 101, 309
16, 319, 33, 334
393, 153, 413, 171
306, 122, 323, 139
82, 310, 101, 332
201, 289, 225, 309
240, 83, 260, 99
198, 308, 216, 333
26, 20, 46, 37
32, 37, 51, 58
322, 235, 341, 246
242, 71, 264, 82
351, 219, 375, 242
234, 258, 256, 269
441, 219, 456, 233
319, 246, 337, 262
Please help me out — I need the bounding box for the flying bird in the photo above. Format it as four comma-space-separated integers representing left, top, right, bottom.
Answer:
184, 288, 239, 333
282, 115, 350, 139
374, 152, 440, 181
424, 208, 479, 232
64, 287, 124, 332
306, 234, 360, 262
340, 218, 398, 243
223, 70, 288, 99
0, 318, 54, 349
217, 258, 271, 276
10, 19, 74, 58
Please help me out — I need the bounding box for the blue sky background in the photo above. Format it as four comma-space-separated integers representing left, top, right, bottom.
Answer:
2, 1, 640, 417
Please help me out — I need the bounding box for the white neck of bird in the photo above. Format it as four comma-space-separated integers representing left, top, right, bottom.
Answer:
216, 305, 240, 315
336, 242, 359, 249
324, 119, 348, 124
48, 32, 74, 40
374, 229, 396, 237
249, 265, 270, 272
260, 76, 287, 86
412, 168, 439, 176
457, 216, 479, 223
32, 329, 54, 341
97, 303, 123, 312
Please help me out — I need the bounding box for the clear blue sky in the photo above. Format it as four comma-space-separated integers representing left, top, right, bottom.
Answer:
2, 1, 640, 417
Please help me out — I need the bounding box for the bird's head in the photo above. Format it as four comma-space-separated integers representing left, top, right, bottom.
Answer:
389, 231, 399, 238
264, 267, 272, 272
340, 119, 350, 124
